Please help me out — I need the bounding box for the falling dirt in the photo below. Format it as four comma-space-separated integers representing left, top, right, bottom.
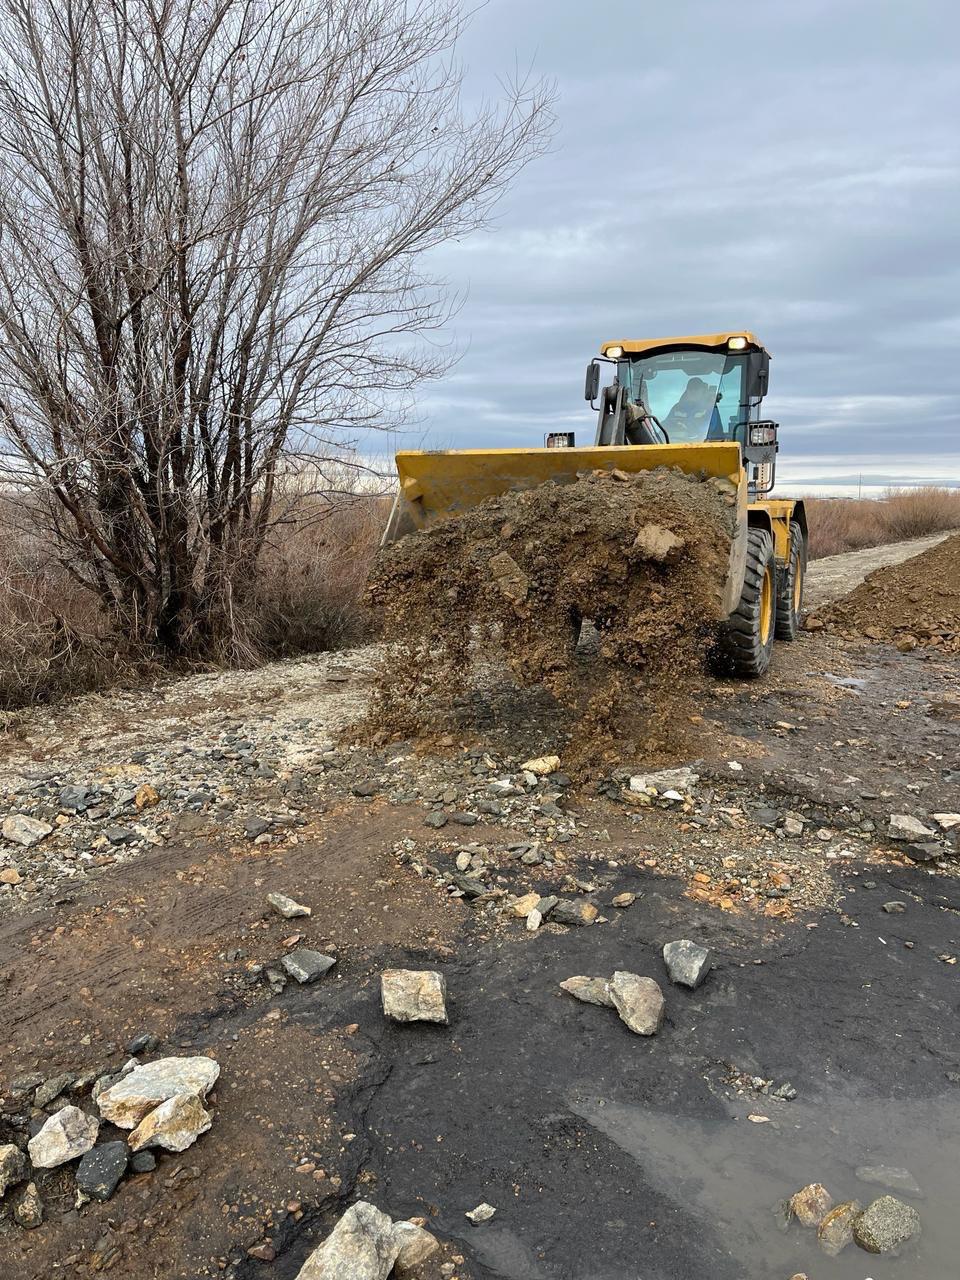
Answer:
816, 531, 960, 653
365, 468, 735, 766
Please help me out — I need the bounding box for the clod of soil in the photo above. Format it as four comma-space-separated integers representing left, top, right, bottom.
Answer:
366, 467, 735, 765
817, 532, 960, 652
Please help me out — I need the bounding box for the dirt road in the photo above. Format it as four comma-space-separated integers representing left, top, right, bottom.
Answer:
1, 537, 959, 1280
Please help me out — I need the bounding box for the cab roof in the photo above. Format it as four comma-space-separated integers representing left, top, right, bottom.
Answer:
600, 331, 768, 358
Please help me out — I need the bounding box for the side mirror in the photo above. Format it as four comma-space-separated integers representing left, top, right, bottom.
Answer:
584, 361, 600, 403
746, 351, 770, 401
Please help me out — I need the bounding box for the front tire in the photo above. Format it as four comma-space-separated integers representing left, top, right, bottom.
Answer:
775, 520, 806, 640
713, 527, 777, 678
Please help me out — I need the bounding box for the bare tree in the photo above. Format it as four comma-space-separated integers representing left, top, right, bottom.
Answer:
0, 0, 552, 659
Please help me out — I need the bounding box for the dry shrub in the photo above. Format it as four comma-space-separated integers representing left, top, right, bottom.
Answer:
806, 487, 960, 560
250, 495, 389, 656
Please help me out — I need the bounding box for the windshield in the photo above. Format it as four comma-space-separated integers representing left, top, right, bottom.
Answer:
618, 351, 748, 444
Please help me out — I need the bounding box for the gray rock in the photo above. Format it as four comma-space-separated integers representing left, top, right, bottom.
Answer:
448, 872, 486, 898
551, 898, 599, 926
662, 939, 712, 989
128, 1093, 212, 1153
58, 785, 91, 812
131, 1150, 156, 1173
559, 976, 614, 1007
14, 1181, 43, 1228
10, 1072, 42, 1098
352, 780, 379, 797
127, 1033, 159, 1055
297, 1200, 401, 1280
536, 895, 559, 917
76, 1141, 129, 1201
2, 814, 53, 847
28, 1106, 99, 1167
853, 1195, 921, 1253
96, 1055, 220, 1127
34, 1072, 76, 1108
266, 891, 311, 919
245, 816, 273, 839
281, 949, 336, 984
103, 824, 136, 845
609, 972, 665, 1035
888, 814, 935, 842
855, 1165, 923, 1197
451, 811, 478, 826
0, 1143, 27, 1198
381, 969, 448, 1024
455, 851, 472, 871
882, 901, 907, 914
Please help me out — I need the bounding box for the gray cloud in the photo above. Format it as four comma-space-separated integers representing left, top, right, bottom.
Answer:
386, 0, 960, 484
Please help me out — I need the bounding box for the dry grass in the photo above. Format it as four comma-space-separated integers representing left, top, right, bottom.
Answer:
0, 490, 389, 710
806, 487, 960, 560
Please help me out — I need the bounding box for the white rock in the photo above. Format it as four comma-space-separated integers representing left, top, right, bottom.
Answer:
662, 939, 712, 989
266, 891, 311, 918
628, 767, 699, 795
297, 1200, 401, 1279
888, 814, 935, 841
2, 814, 53, 847
933, 813, 960, 831
96, 1055, 220, 1128
526, 908, 542, 932
782, 815, 804, 838
609, 972, 665, 1035
128, 1093, 212, 1153
381, 969, 448, 1024
520, 755, 560, 777
465, 1202, 497, 1224
27, 1106, 99, 1168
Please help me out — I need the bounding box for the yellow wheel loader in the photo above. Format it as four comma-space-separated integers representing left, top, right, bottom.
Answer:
381, 332, 806, 678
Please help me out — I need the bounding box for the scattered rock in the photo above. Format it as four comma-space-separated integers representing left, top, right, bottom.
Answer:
423, 812, 448, 829
296, 1200, 401, 1280
0, 866, 21, 884
611, 892, 636, 907
853, 1194, 921, 1253
662, 939, 712, 989
135, 783, 160, 809
888, 814, 935, 842
128, 1092, 213, 1153
465, 1202, 497, 1225
76, 1142, 130, 1201
130, 1150, 156, 1173
933, 813, 960, 831
381, 969, 448, 1024
266, 892, 311, 919
2, 814, 53, 847
789, 1182, 833, 1227
782, 814, 805, 838
559, 976, 614, 1007
551, 898, 598, 927
520, 755, 560, 776
0, 1143, 27, 1198
882, 900, 907, 914
393, 1221, 441, 1276
34, 1072, 76, 1108
281, 949, 337, 984
510, 892, 541, 918
245, 816, 273, 839
633, 522, 684, 564
27, 1106, 99, 1168
818, 1199, 861, 1256
855, 1165, 923, 1197
14, 1181, 43, 1229
96, 1055, 220, 1128
609, 972, 665, 1035
526, 908, 542, 931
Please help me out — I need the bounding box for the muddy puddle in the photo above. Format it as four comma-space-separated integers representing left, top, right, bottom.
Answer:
573, 1089, 955, 1278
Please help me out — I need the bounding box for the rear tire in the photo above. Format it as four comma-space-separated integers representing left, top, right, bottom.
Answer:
775, 520, 806, 640
713, 527, 776, 678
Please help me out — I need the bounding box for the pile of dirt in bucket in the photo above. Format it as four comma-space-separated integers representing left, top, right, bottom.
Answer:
815, 531, 960, 653
364, 466, 736, 765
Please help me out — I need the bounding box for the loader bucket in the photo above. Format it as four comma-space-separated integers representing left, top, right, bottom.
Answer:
381, 441, 749, 617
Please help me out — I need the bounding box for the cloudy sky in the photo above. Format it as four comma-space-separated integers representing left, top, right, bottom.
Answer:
403, 0, 960, 490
